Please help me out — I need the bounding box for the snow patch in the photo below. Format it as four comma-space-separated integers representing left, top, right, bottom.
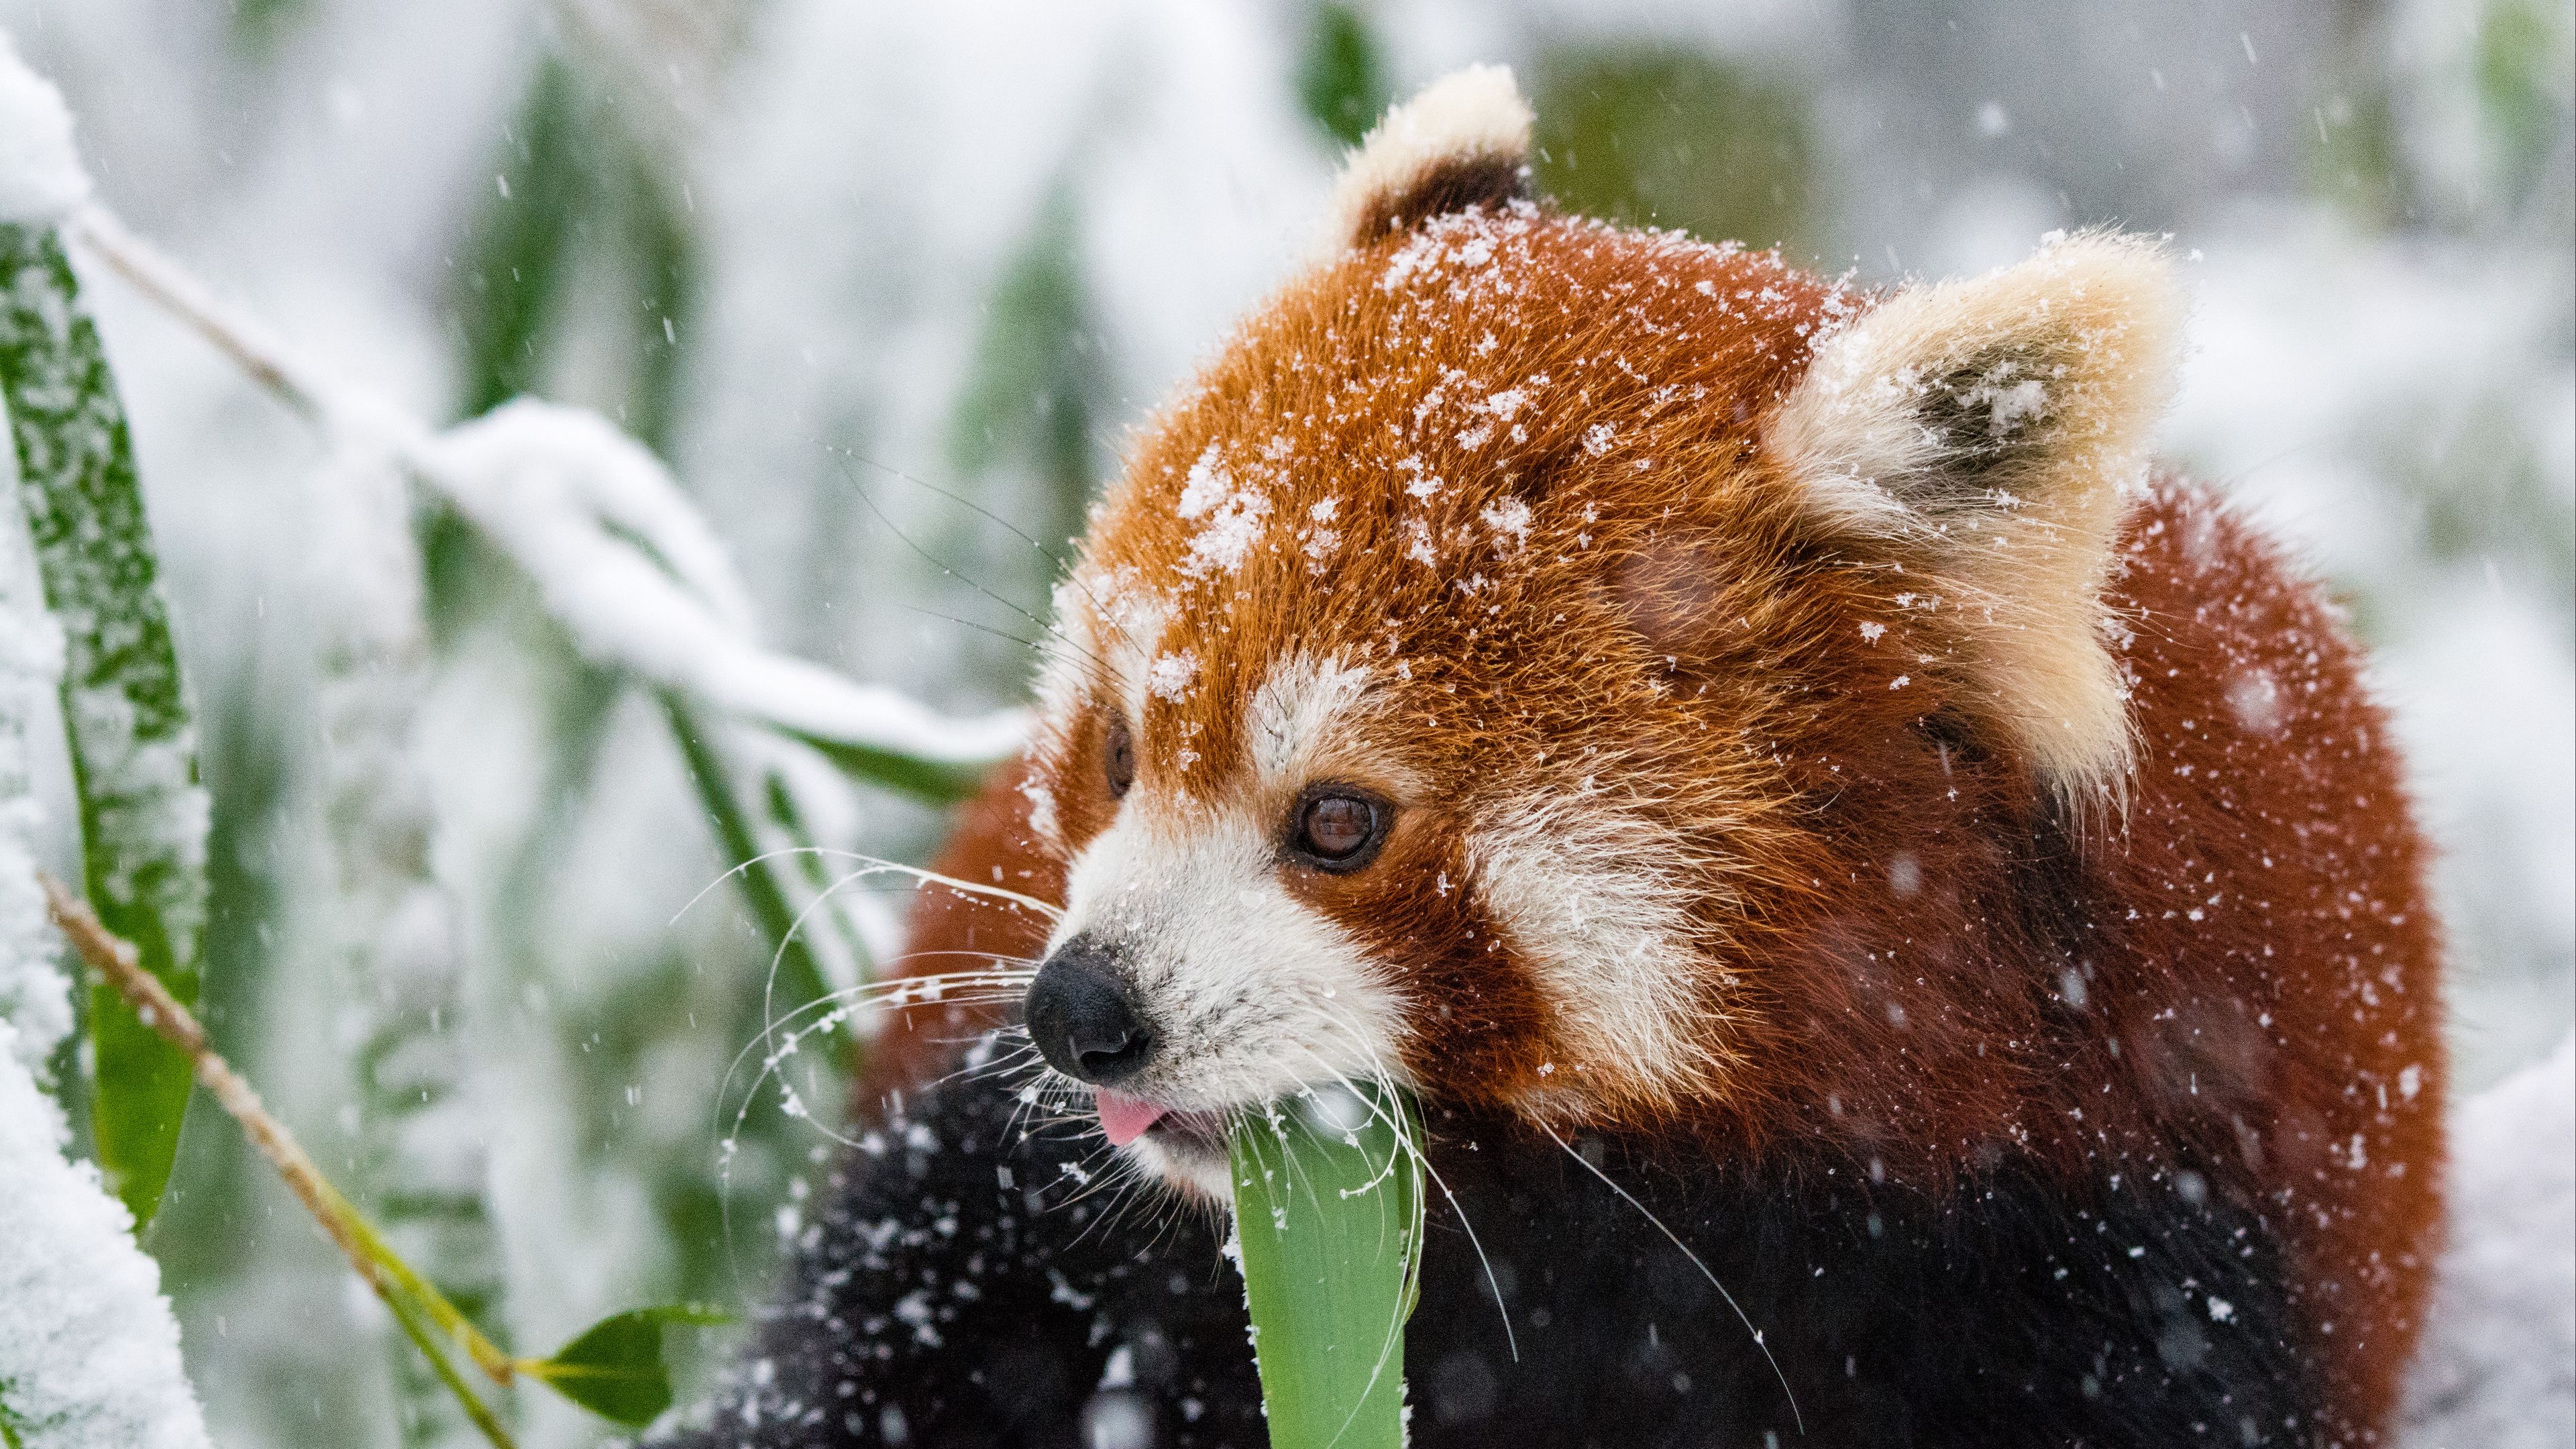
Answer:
1172, 447, 1270, 578
1402, 519, 1438, 566
0, 511, 67, 1075
2224, 667, 2286, 738
1146, 650, 1199, 702
0, 1019, 215, 1448
1481, 498, 1532, 543
0, 32, 89, 225
2400, 1036, 2576, 1447
1177, 445, 1230, 520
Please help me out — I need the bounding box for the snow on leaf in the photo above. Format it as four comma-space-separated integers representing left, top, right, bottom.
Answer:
0, 496, 65, 1077
425, 401, 1022, 793
0, 224, 207, 1229
0, 35, 89, 227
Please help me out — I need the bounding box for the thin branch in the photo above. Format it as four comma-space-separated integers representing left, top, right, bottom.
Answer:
66, 208, 346, 430
42, 874, 523, 1449
62, 204, 1023, 786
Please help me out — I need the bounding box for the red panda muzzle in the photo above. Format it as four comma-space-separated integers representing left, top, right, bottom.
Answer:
1022, 934, 1157, 1088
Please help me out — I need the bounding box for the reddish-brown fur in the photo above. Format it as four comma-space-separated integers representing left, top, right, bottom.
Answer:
862, 760, 1060, 1096
865, 205, 2443, 1438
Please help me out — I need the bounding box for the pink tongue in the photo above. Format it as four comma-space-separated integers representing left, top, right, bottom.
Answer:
1095, 1089, 1168, 1147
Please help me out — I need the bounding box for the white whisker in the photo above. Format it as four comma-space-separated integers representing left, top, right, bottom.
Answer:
1535, 1120, 1803, 1435
1289, 1025, 1516, 1363
674, 845, 1063, 928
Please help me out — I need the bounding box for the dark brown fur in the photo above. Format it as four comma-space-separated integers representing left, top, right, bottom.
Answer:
1350, 152, 1531, 243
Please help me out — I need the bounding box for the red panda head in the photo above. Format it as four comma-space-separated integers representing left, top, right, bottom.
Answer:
1017, 66, 2184, 1197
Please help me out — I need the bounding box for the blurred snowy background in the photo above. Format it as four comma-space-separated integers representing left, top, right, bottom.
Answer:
0, 0, 2567, 1444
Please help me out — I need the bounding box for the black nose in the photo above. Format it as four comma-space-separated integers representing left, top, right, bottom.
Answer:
1024, 937, 1157, 1085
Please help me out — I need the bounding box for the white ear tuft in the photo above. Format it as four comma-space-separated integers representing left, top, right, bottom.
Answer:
1768, 231, 2188, 804
1320, 64, 1534, 253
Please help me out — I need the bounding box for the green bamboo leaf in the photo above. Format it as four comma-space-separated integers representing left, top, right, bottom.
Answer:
663, 696, 838, 1027
456, 54, 584, 426
522, 1303, 731, 1427
0, 225, 209, 1230
1230, 1084, 1424, 1449
761, 765, 875, 996
782, 727, 994, 805
1296, 2, 1393, 149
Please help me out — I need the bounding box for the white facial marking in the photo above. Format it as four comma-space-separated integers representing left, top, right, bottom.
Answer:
1038, 656, 1419, 1198
1026, 568, 1171, 847
1471, 800, 1723, 1104
1246, 653, 1377, 789
1121, 1132, 1234, 1202
1051, 795, 1408, 1146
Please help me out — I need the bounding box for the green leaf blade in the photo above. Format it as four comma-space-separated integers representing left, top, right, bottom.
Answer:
663, 696, 839, 1032
1296, 3, 1393, 149
787, 727, 997, 805
1229, 1085, 1424, 1449
0, 225, 211, 1230
524, 1303, 730, 1428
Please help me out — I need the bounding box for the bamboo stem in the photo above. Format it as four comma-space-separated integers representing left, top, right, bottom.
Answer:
64, 209, 348, 431
41, 875, 523, 1446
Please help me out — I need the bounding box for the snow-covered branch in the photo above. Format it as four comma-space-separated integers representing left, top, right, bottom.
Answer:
65, 207, 1025, 776
45, 878, 526, 1430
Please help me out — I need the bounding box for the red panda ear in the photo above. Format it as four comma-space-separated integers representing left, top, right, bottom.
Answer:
1767, 231, 2186, 806
1320, 65, 1534, 252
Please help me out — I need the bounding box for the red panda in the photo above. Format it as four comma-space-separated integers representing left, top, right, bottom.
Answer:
689, 67, 2445, 1449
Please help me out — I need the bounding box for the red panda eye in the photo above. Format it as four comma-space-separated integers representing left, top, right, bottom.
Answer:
1292, 791, 1384, 870
1104, 715, 1135, 798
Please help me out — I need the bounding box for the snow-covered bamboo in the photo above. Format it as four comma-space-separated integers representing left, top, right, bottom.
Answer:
0, 1021, 213, 1449
0, 475, 67, 1077
308, 437, 511, 1448
0, 37, 211, 1446
0, 32, 85, 229
1, 30, 214, 1229
63, 209, 1024, 779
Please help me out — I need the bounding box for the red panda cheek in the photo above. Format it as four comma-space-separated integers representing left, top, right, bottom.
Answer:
1284, 826, 1560, 1108
1605, 534, 1729, 661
